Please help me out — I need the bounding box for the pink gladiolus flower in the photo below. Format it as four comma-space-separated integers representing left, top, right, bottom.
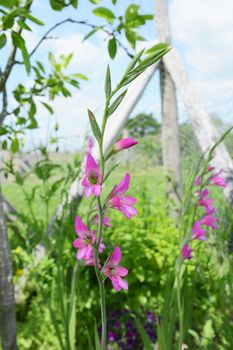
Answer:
114, 138, 138, 151
104, 246, 128, 292
94, 215, 111, 227
209, 169, 226, 187
182, 244, 193, 260
81, 154, 102, 197
72, 216, 104, 261
198, 189, 214, 213
201, 213, 218, 229
107, 173, 137, 219
192, 221, 206, 240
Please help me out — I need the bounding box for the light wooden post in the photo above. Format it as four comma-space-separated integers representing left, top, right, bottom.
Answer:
155, 0, 183, 200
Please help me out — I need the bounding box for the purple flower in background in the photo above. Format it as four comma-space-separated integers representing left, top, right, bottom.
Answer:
209, 169, 226, 187
182, 244, 193, 260
201, 212, 218, 229
94, 214, 111, 227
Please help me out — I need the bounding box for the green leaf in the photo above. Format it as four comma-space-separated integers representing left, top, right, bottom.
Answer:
94, 321, 101, 350
89, 0, 101, 4
2, 140, 7, 150
86, 327, 94, 350
68, 263, 78, 350
63, 53, 73, 68
0, 127, 7, 136
0, 0, 14, 9
11, 31, 31, 74
134, 318, 154, 350
11, 138, 19, 153
26, 14, 44, 26
49, 0, 63, 11
125, 4, 139, 22
72, 73, 88, 80
105, 65, 111, 99
125, 28, 136, 48
93, 7, 115, 24
41, 101, 54, 114
71, 0, 78, 8
88, 109, 102, 142
17, 19, 31, 31
82, 27, 101, 42
0, 33, 7, 49
145, 42, 169, 55
2, 12, 15, 29
124, 49, 144, 74
108, 37, 117, 59
36, 61, 45, 73
108, 89, 127, 116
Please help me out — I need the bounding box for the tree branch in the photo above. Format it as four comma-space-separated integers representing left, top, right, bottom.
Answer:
24, 18, 134, 60
0, 0, 33, 92
0, 79, 8, 127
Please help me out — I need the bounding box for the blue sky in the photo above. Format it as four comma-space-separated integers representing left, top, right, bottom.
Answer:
2, 0, 233, 151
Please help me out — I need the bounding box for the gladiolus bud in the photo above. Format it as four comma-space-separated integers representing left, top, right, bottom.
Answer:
114, 138, 138, 151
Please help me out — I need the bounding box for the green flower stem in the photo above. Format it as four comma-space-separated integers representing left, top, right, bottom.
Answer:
176, 262, 184, 350
92, 96, 111, 350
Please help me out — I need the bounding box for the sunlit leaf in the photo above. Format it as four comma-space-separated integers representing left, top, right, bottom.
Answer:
93, 7, 115, 24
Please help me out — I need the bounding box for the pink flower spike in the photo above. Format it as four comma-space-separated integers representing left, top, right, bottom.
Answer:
182, 244, 193, 260
201, 213, 218, 229
81, 154, 102, 197
209, 169, 226, 187
198, 189, 215, 213
114, 138, 138, 151
192, 221, 207, 241
104, 246, 128, 292
94, 215, 111, 227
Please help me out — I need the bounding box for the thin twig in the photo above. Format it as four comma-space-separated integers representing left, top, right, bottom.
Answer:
16, 18, 134, 61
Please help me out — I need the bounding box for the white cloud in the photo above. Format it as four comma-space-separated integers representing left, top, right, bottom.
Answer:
170, 0, 233, 117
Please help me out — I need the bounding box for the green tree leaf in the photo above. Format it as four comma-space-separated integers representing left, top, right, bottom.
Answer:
17, 19, 31, 31
108, 37, 117, 59
0, 33, 7, 49
10, 138, 19, 153
41, 102, 54, 114
26, 14, 44, 26
93, 7, 115, 24
11, 31, 31, 74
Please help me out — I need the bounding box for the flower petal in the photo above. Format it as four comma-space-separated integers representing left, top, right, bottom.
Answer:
108, 246, 122, 267
110, 173, 130, 197
75, 216, 89, 237
115, 266, 128, 277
